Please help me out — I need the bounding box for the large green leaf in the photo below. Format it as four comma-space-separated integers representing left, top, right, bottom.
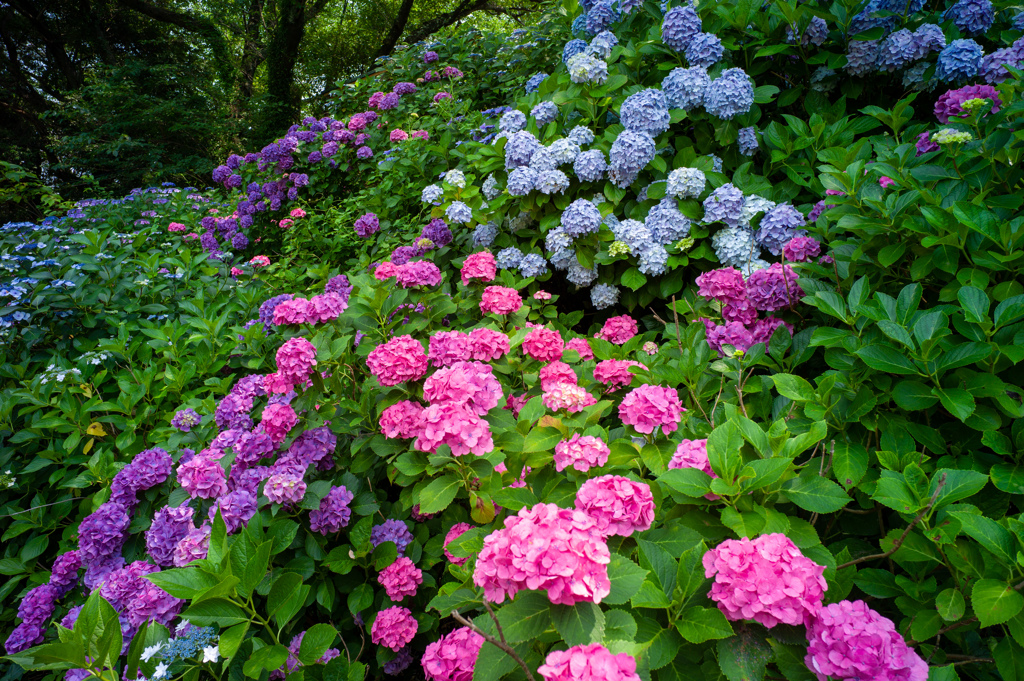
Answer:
418, 474, 461, 514
675, 606, 734, 643
717, 627, 772, 681
298, 623, 338, 665
972, 579, 1024, 627
495, 591, 551, 642
929, 468, 988, 508
551, 601, 605, 646
180, 598, 249, 627
854, 345, 921, 375
772, 374, 815, 402
604, 553, 649, 605
948, 511, 1015, 564
781, 476, 850, 513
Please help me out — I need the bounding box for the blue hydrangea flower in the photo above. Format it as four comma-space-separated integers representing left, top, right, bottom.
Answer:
547, 228, 573, 253
618, 0, 643, 14
550, 139, 582, 165
589, 31, 619, 59
497, 247, 524, 269
505, 130, 541, 169
738, 127, 759, 156
639, 244, 669, 275
708, 154, 723, 173
846, 40, 880, 77
561, 199, 603, 237
508, 167, 538, 196
903, 62, 931, 89
445, 201, 473, 224
685, 32, 724, 67
574, 149, 608, 182
482, 174, 500, 200
421, 184, 443, 204
532, 101, 559, 126
738, 195, 776, 228
789, 16, 829, 46
704, 68, 754, 120
526, 72, 549, 93
371, 520, 414, 554
662, 5, 701, 52
590, 283, 620, 309
530, 148, 558, 171
550, 248, 576, 270
662, 66, 710, 110
703, 183, 745, 227
586, 0, 620, 34
609, 130, 656, 188
850, 0, 895, 35
568, 54, 609, 83
563, 39, 589, 63
1014, 11, 1024, 30
754, 203, 806, 255
877, 29, 917, 72
444, 169, 466, 188
620, 89, 671, 136
667, 167, 706, 199
612, 218, 654, 254
567, 263, 599, 286
474, 222, 498, 247
943, 0, 994, 36
536, 170, 570, 194
878, 0, 924, 12
519, 253, 549, 278
712, 226, 760, 267
499, 110, 527, 133
568, 126, 596, 146
936, 39, 983, 81
912, 24, 946, 60
572, 14, 594, 38
646, 198, 691, 244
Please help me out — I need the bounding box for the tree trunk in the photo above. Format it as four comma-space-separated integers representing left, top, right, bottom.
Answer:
233, 0, 265, 118
261, 0, 307, 141
373, 0, 416, 61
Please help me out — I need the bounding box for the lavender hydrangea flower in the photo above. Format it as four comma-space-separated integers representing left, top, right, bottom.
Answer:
532, 101, 559, 126
525, 72, 549, 93
662, 66, 710, 110
519, 254, 549, 278
259, 292, 293, 331
474, 222, 498, 247
567, 262, 599, 286
620, 89, 671, 136
530, 147, 557, 172
936, 39, 983, 81
208, 490, 257, 534
549, 139, 581, 165
944, 0, 994, 35
609, 130, 656, 188
535, 170, 570, 194
667, 167, 706, 199
738, 195, 777, 228
508, 167, 538, 196
754, 203, 807, 255
646, 198, 692, 244
567, 53, 609, 84
704, 69, 754, 120
497, 247, 525, 269
588, 31, 618, 59
639, 244, 669, 275
563, 39, 589, 63
79, 502, 130, 569
421, 218, 453, 248
371, 519, 414, 554
482, 174, 500, 200
703, 184, 745, 227
50, 551, 83, 596
590, 283, 620, 309
662, 5, 701, 52
738, 127, 759, 156
568, 126, 595, 146
309, 486, 354, 534
384, 646, 414, 675
550, 248, 576, 271
912, 24, 946, 59
546, 228, 573, 254
685, 33, 724, 67
877, 30, 915, 72
846, 40, 880, 77
712, 226, 760, 267
171, 408, 201, 432
561, 199, 603, 237
612, 218, 655, 254
499, 110, 527, 133
586, 0, 619, 33
574, 149, 608, 182
789, 16, 828, 46
445, 201, 473, 224
505, 131, 541, 169
850, 0, 895, 34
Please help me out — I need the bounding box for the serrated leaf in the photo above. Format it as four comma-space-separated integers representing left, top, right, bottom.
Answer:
675, 606, 734, 643
551, 601, 605, 646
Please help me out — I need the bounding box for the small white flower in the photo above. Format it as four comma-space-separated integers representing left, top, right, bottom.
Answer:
202, 645, 220, 663
142, 643, 163, 662
175, 620, 191, 634
153, 662, 169, 680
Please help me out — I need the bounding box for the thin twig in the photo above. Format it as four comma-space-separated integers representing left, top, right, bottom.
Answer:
452, 610, 536, 681
838, 473, 946, 570
709, 375, 726, 428
671, 295, 683, 354
946, 657, 993, 666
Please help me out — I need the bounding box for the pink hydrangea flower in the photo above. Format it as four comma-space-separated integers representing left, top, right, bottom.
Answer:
279, 218, 294, 229
396, 260, 442, 288
695, 268, 747, 303
423, 361, 503, 415
473, 503, 611, 605
177, 455, 228, 499
265, 471, 306, 506
168, 222, 186, 232
411, 130, 429, 140
434, 92, 452, 102
618, 385, 684, 436
594, 315, 638, 345
539, 361, 577, 391
575, 476, 654, 537
275, 337, 317, 386
746, 263, 803, 312
375, 262, 399, 280
783, 237, 822, 263
421, 627, 484, 681
670, 439, 719, 499
554, 434, 610, 472
523, 328, 563, 361
722, 297, 758, 325
805, 600, 928, 681
480, 286, 522, 315
380, 400, 425, 439
250, 255, 270, 267
371, 606, 418, 651
543, 384, 597, 413
390, 129, 409, 142
261, 403, 298, 443
415, 402, 494, 456
538, 644, 641, 681
367, 335, 429, 386
429, 331, 472, 367
504, 392, 529, 418
290, 208, 306, 218
378, 556, 422, 601
461, 252, 497, 285
444, 523, 474, 566
751, 317, 793, 346
173, 525, 211, 567
468, 328, 510, 361
879, 176, 896, 189
593, 359, 644, 390
564, 338, 594, 361
534, 290, 552, 300
703, 533, 827, 628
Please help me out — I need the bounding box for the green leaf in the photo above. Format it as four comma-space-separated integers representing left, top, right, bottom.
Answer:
958, 285, 990, 324
490, 486, 538, 512
658, 467, 712, 497
991, 463, 1024, 495
496, 591, 552, 642
995, 294, 1024, 328
929, 468, 988, 508
892, 381, 938, 410
948, 511, 1016, 564
675, 542, 707, 604
219, 622, 249, 660
717, 627, 772, 681
936, 589, 966, 622
675, 606, 734, 643
833, 441, 868, 489
472, 642, 521, 681
773, 374, 815, 402
934, 387, 976, 421
637, 538, 678, 598
812, 292, 847, 321
180, 598, 249, 627
551, 601, 605, 646
239, 542, 272, 599
972, 579, 1024, 627
524, 426, 562, 453
145, 568, 219, 600
604, 610, 638, 642
605, 553, 649, 605
994, 637, 1024, 681
637, 619, 682, 669
418, 474, 461, 514
622, 267, 647, 291
854, 345, 921, 375
298, 623, 338, 666
243, 644, 289, 678
781, 476, 851, 513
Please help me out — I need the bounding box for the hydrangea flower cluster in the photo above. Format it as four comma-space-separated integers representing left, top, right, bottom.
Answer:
378, 556, 423, 601
554, 433, 610, 472
309, 485, 354, 534
473, 503, 611, 605
538, 644, 641, 681
372, 519, 415, 555
371, 606, 418, 651
367, 335, 429, 386
421, 627, 485, 681
594, 314, 638, 344
618, 385, 684, 435
575, 476, 654, 536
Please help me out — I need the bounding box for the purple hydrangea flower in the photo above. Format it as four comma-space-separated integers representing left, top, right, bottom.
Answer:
685, 32, 724, 67
703, 184, 745, 227
171, 408, 201, 432
704, 68, 754, 120
944, 0, 993, 35
309, 486, 354, 534
146, 504, 195, 567
620, 89, 671, 136
608, 130, 656, 188
738, 127, 758, 156
755, 203, 807, 255
663, 66, 709, 110
371, 519, 414, 554
662, 5, 701, 52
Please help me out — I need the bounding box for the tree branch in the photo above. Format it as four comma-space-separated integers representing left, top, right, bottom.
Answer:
452, 608, 536, 681
837, 473, 945, 570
